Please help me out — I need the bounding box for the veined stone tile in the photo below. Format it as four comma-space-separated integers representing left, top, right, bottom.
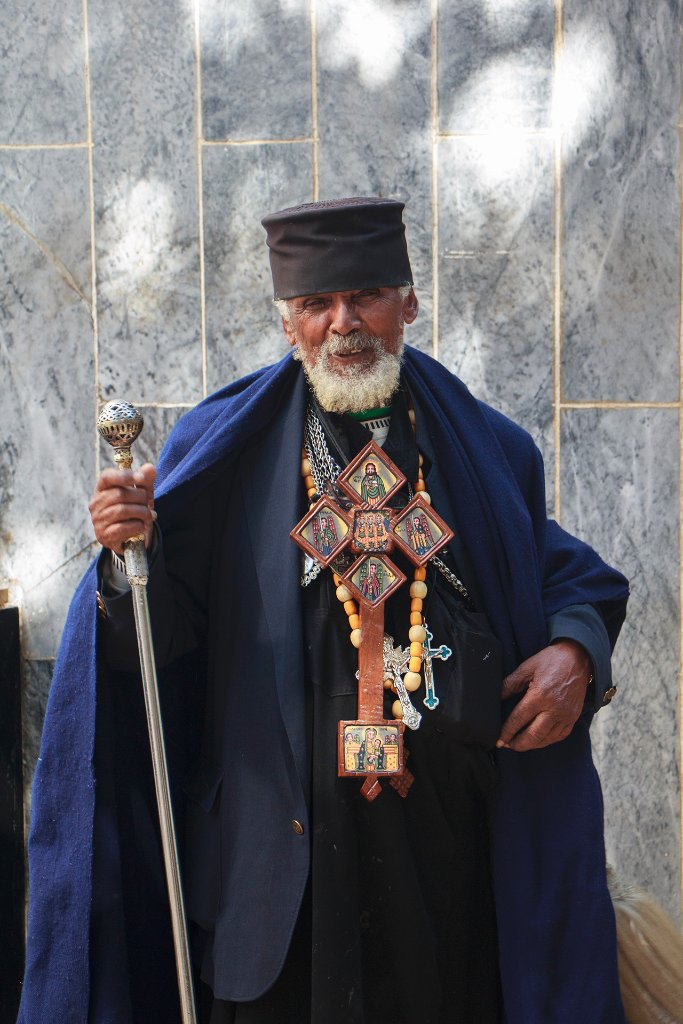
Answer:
0, 149, 95, 660
561, 408, 680, 921
200, 0, 313, 142
200, 0, 312, 141
203, 143, 312, 392
438, 0, 554, 132
316, 0, 433, 350
22, 659, 55, 820
562, 0, 680, 401
437, 135, 555, 492
89, 0, 202, 405
0, 0, 86, 144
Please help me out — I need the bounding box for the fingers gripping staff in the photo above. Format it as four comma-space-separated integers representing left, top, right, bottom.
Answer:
97, 400, 198, 1024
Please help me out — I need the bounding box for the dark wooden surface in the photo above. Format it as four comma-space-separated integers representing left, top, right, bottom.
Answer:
0, 606, 24, 1019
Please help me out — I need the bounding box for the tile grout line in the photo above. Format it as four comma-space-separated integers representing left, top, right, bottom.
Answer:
193, 0, 208, 399
678, 121, 683, 924
202, 137, 314, 147
310, 0, 319, 200
430, 0, 439, 361
552, 0, 563, 522
561, 401, 680, 410
0, 142, 90, 150
82, 0, 99, 473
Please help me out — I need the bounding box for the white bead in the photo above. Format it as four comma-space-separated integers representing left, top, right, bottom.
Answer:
392, 700, 404, 719
421, 492, 431, 505
301, 457, 311, 476
350, 628, 362, 648
409, 580, 428, 600
408, 625, 426, 644
336, 584, 353, 603
403, 671, 421, 692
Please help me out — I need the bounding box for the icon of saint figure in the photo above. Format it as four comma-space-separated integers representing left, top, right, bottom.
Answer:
312, 513, 338, 557
360, 462, 386, 507
407, 513, 434, 556
360, 561, 383, 601
357, 727, 385, 771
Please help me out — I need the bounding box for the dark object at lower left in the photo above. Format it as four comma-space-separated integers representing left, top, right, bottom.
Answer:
0, 605, 24, 1021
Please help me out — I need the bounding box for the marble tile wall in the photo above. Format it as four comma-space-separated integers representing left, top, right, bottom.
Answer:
1, 0, 681, 928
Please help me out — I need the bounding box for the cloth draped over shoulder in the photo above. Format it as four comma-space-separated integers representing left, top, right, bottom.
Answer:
18, 346, 629, 1024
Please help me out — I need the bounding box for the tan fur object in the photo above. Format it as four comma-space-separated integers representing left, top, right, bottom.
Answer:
607, 867, 683, 1024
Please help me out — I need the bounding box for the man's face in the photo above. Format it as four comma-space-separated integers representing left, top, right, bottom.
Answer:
280, 286, 418, 413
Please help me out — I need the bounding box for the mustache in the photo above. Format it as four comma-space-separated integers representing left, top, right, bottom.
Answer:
323, 332, 384, 357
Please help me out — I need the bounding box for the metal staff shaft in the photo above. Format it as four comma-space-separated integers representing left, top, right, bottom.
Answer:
98, 401, 197, 1024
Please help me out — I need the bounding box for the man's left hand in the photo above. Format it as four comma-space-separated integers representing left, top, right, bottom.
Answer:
496, 640, 592, 752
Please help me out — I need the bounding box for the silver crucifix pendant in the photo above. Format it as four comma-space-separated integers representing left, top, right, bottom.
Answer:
383, 635, 422, 730
422, 624, 452, 711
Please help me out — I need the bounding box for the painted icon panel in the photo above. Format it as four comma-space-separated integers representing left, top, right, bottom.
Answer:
342, 553, 406, 608
392, 495, 454, 567
337, 440, 406, 507
352, 509, 391, 553
340, 722, 402, 774
290, 497, 352, 569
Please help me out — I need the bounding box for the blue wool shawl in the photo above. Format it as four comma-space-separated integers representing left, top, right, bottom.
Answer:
19, 346, 629, 1023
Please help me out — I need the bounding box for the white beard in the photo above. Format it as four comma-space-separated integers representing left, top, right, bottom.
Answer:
292, 332, 404, 413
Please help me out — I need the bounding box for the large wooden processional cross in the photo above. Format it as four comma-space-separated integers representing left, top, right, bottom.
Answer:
291, 440, 453, 801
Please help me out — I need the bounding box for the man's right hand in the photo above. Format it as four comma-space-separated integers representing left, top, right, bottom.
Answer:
88, 463, 157, 555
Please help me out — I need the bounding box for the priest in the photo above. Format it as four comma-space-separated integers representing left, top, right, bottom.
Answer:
19, 197, 629, 1024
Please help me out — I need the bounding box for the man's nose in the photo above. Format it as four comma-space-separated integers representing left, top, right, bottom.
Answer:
328, 298, 362, 335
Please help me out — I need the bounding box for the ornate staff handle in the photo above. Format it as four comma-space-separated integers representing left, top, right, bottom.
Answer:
97, 400, 197, 1024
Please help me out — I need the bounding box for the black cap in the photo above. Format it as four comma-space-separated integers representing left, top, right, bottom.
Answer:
261, 197, 413, 300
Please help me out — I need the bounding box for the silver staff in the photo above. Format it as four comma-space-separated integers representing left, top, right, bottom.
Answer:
98, 400, 197, 1024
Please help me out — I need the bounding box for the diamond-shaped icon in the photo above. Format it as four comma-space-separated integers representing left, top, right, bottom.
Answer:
341, 552, 406, 608
337, 440, 406, 508
290, 498, 352, 569
392, 495, 454, 566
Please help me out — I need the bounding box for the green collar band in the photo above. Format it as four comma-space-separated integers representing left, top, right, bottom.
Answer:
346, 406, 392, 421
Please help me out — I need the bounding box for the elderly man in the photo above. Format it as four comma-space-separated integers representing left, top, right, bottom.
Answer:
20, 198, 629, 1024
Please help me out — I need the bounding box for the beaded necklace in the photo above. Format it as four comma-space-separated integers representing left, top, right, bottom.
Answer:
299, 404, 432, 724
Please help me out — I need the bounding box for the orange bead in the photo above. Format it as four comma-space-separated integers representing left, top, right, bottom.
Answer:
414, 566, 427, 581
409, 656, 422, 673
415, 480, 426, 492
332, 573, 341, 586
304, 475, 316, 490
349, 614, 360, 630
410, 598, 423, 612
307, 488, 317, 499
410, 611, 423, 626
410, 641, 423, 658
343, 600, 357, 616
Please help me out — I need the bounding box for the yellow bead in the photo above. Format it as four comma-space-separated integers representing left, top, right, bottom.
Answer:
304, 475, 315, 490
392, 700, 404, 719
403, 671, 421, 692
301, 457, 312, 476
410, 598, 423, 613
414, 566, 427, 581
343, 600, 357, 616
384, 677, 395, 691
421, 492, 431, 505
410, 581, 428, 600
409, 656, 422, 673
410, 611, 423, 626
332, 573, 341, 586
410, 640, 423, 658
336, 584, 352, 603
415, 480, 426, 492
408, 409, 416, 425
409, 625, 426, 644
418, 453, 424, 466
349, 614, 360, 630
307, 488, 317, 500
350, 629, 362, 648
